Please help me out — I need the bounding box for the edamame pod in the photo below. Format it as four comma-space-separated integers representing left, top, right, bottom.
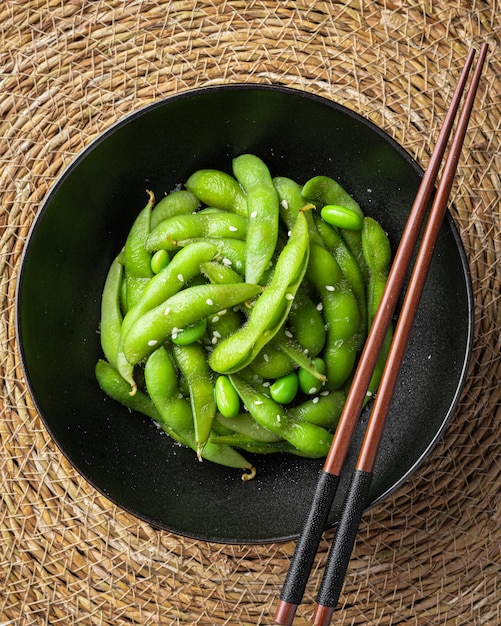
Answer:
185, 169, 248, 216
233, 154, 280, 284
287, 287, 327, 357
146, 211, 247, 252
209, 209, 310, 374
288, 390, 346, 431
362, 217, 393, 398
123, 283, 262, 365
302, 175, 369, 282
99, 255, 124, 371
229, 375, 332, 457
116, 241, 217, 392
314, 215, 368, 346
307, 244, 361, 390
215, 412, 282, 443
124, 190, 155, 309
273, 175, 324, 246
150, 189, 199, 230
145, 347, 254, 477
95, 359, 161, 422
173, 342, 216, 457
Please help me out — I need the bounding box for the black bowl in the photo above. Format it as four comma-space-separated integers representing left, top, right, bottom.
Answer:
16, 85, 473, 543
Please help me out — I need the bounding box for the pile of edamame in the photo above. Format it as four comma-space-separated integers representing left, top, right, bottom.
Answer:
96, 154, 392, 480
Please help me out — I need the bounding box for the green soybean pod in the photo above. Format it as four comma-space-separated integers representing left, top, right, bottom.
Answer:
215, 375, 241, 418
298, 357, 326, 395
200, 260, 244, 285
207, 307, 244, 345
145, 348, 255, 477
288, 390, 346, 431
215, 413, 281, 443
95, 359, 161, 422
123, 282, 262, 366
314, 215, 368, 346
249, 343, 295, 379
321, 204, 364, 231
173, 342, 217, 457
233, 154, 280, 284
146, 211, 247, 252
362, 216, 393, 398
100, 256, 124, 371
229, 375, 332, 458
185, 169, 248, 216
124, 190, 155, 309
307, 243, 360, 390
276, 329, 326, 383
287, 287, 327, 357
116, 241, 217, 393
184, 237, 247, 275
171, 317, 208, 345
150, 189, 199, 230
302, 176, 368, 282
273, 175, 324, 246
209, 209, 310, 374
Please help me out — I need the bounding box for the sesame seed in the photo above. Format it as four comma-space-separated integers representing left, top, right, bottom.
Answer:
212, 315, 220, 323
262, 381, 271, 387
218, 309, 227, 316
263, 354, 270, 362
325, 285, 335, 291
308, 387, 318, 394
312, 396, 320, 404
212, 330, 221, 338
229, 225, 238, 232
254, 400, 263, 405
320, 390, 330, 396
250, 210, 258, 218
276, 414, 281, 422
222, 257, 232, 266
164, 306, 171, 315
148, 339, 158, 347
285, 330, 293, 338
285, 293, 294, 301
316, 302, 323, 311
280, 199, 289, 209
177, 273, 184, 282
206, 298, 214, 306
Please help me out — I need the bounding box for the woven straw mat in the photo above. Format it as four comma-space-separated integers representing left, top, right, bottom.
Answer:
1, 1, 499, 625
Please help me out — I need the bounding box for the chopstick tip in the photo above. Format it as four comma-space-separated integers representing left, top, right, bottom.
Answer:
312, 604, 334, 626
274, 600, 297, 625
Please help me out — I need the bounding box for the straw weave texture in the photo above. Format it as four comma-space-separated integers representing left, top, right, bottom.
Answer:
1, 1, 499, 624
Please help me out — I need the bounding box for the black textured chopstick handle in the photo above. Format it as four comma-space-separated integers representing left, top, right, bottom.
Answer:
315, 469, 373, 612
279, 470, 339, 606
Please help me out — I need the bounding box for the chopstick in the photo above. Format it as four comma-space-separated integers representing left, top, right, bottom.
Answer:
275, 42, 488, 626
312, 41, 488, 626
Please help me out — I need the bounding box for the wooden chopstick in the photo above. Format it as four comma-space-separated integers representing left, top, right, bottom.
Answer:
312, 41, 488, 626
275, 43, 487, 626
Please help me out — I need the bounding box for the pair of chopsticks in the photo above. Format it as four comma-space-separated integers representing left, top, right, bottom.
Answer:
275, 43, 488, 626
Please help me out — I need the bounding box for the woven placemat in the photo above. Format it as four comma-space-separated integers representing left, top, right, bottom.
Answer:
1, 1, 499, 624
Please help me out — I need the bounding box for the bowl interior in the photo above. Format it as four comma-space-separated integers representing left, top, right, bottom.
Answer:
17, 85, 473, 543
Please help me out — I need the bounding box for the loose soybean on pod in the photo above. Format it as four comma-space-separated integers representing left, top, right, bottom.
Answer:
270, 372, 299, 404
321, 204, 364, 231
215, 375, 241, 418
